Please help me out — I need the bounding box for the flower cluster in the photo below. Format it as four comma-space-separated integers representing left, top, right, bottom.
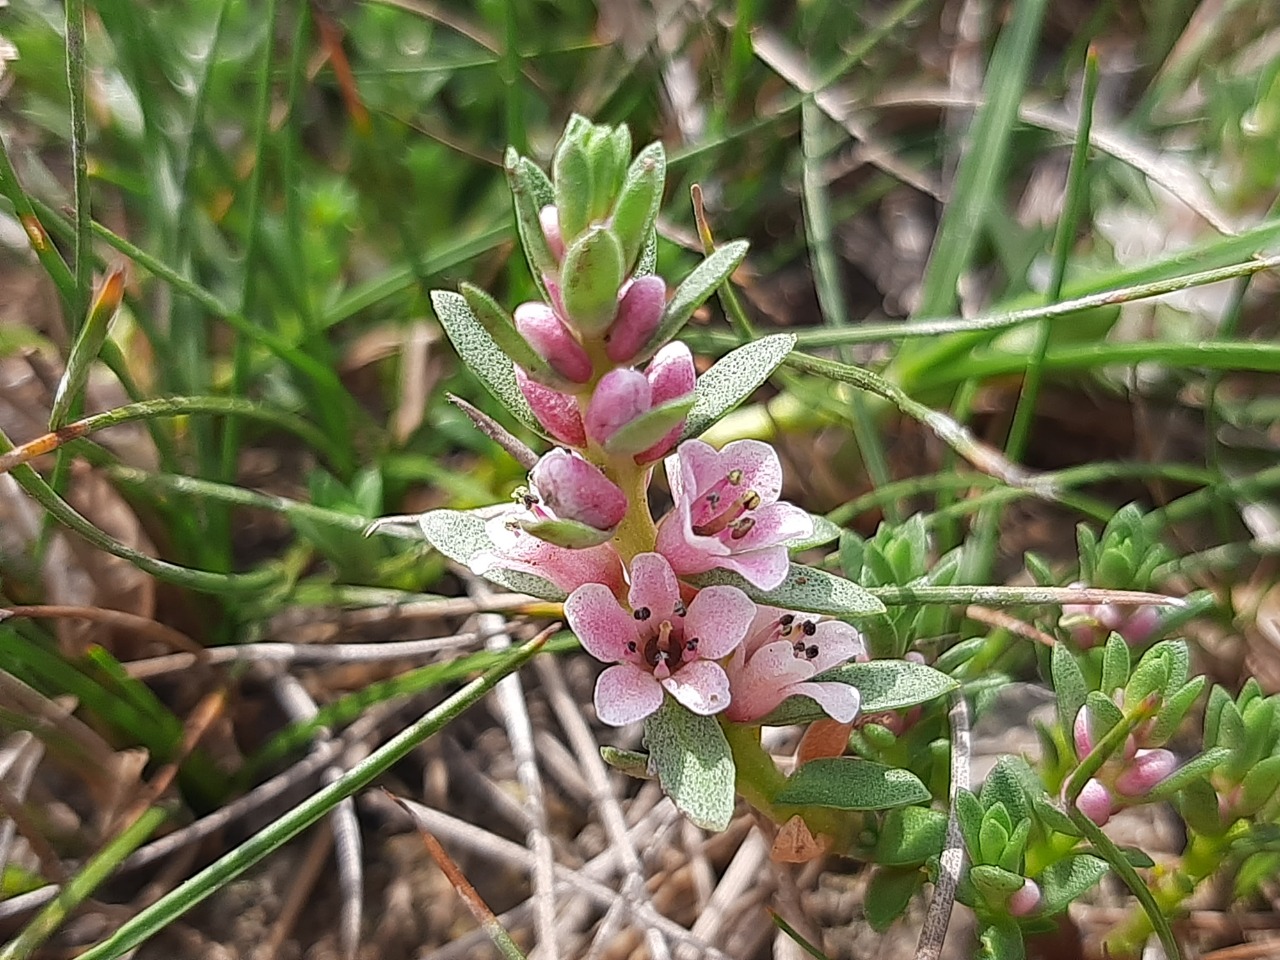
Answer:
1071, 703, 1179, 826
442, 117, 864, 729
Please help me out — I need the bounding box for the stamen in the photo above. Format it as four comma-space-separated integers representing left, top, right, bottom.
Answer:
802, 620, 817, 636
727, 469, 743, 485
674, 601, 687, 617
685, 637, 699, 652
729, 517, 755, 540
633, 607, 651, 621
805, 644, 819, 659
626, 640, 638, 653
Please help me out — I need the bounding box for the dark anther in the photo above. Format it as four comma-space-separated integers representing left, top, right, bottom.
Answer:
633, 607, 651, 621
685, 637, 699, 651
674, 601, 687, 617
802, 620, 817, 636
779, 614, 795, 626
805, 645, 819, 659
626, 640, 638, 653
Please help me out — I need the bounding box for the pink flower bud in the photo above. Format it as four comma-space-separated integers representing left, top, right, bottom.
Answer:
539, 205, 565, 261
634, 342, 696, 464
514, 301, 593, 383
1115, 748, 1177, 797
529, 449, 627, 533
515, 367, 586, 447
605, 276, 666, 364
1007, 879, 1042, 917
1073, 705, 1094, 758
585, 369, 651, 445
1120, 606, 1160, 646
1076, 778, 1112, 825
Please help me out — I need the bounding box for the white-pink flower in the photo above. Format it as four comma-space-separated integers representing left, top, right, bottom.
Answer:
565, 552, 756, 725
723, 607, 864, 723
655, 439, 813, 590
472, 511, 624, 597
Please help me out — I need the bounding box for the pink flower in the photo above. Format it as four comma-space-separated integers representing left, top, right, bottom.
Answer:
515, 301, 592, 383
656, 439, 813, 590
472, 509, 624, 596
1075, 778, 1113, 826
515, 367, 586, 447
605, 276, 665, 364
583, 342, 695, 461
565, 552, 755, 725
1007, 879, 1042, 917
1114, 748, 1177, 797
723, 607, 864, 723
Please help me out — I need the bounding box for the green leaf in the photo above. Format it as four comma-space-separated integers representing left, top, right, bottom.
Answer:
638, 240, 750, 362
515, 516, 613, 549
602, 394, 696, 456
553, 138, 593, 241
1123, 650, 1169, 711
956, 789, 986, 857
1083, 691, 1124, 742
1000, 820, 1031, 873
599, 746, 653, 780
787, 513, 842, 554
687, 563, 886, 618
874, 806, 947, 866
561, 226, 625, 335
1037, 854, 1109, 915
51, 268, 124, 429
1240, 755, 1280, 815
981, 757, 1033, 824
611, 141, 665, 271
1147, 747, 1232, 801
504, 149, 557, 298
642, 700, 736, 831
1031, 794, 1080, 837
774, 758, 930, 810
978, 919, 1025, 960
971, 864, 1026, 902
681, 333, 796, 440
1051, 643, 1088, 734
413, 509, 565, 601
979, 816, 1011, 866
430, 291, 540, 435
758, 659, 957, 726
1100, 633, 1130, 695
864, 867, 924, 931
1149, 676, 1206, 746
459, 282, 555, 382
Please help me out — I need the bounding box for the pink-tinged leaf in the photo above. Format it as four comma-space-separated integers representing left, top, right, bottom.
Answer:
663, 660, 731, 715
595, 664, 664, 725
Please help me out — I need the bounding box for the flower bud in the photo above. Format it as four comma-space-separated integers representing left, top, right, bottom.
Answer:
634, 341, 696, 463
1007, 879, 1042, 917
1120, 606, 1161, 646
585, 369, 652, 445
529, 449, 627, 533
1073, 705, 1094, 759
514, 301, 593, 384
1115, 748, 1177, 797
605, 276, 666, 364
1076, 778, 1113, 825
515, 367, 586, 447
539, 205, 565, 261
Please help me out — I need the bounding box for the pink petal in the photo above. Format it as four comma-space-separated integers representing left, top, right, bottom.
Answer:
663, 660, 731, 715
654, 507, 729, 574
627, 552, 682, 618
673, 439, 725, 499
595, 664, 664, 725
566, 583, 641, 662
730, 501, 813, 552
717, 440, 784, 503
684, 585, 756, 658
725, 639, 814, 721
792, 680, 861, 723
720, 546, 792, 590
807, 621, 865, 672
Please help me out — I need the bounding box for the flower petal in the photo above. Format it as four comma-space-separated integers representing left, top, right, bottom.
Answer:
645, 342, 696, 404
595, 664, 664, 725
566, 583, 641, 662
720, 546, 792, 590
515, 367, 586, 446
663, 660, 731, 715
684, 585, 756, 658
808, 621, 865, 673
627, 552, 682, 618
731, 501, 813, 552
793, 680, 861, 723
718, 439, 783, 503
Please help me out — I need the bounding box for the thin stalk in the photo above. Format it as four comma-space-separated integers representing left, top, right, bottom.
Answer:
65, 0, 91, 323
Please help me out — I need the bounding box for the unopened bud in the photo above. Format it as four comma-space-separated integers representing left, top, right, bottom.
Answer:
529, 449, 626, 533
539, 205, 565, 261
605, 275, 666, 364
633, 341, 695, 463
515, 368, 586, 447
1076, 779, 1112, 825
1115, 748, 1177, 797
1120, 606, 1161, 645
1007, 879, 1042, 917
514, 301, 593, 384
585, 368, 651, 445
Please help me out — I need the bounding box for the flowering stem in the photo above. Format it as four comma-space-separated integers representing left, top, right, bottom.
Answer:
610, 460, 657, 563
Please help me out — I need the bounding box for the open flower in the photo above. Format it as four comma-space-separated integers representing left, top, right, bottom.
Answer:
565, 552, 755, 725
656, 439, 812, 590
723, 607, 864, 723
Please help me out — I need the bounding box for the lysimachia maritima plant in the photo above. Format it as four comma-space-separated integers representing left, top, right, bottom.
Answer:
367, 116, 1268, 960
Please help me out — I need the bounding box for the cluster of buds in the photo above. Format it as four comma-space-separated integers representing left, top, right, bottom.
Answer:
1181, 681, 1280, 833
426, 116, 867, 732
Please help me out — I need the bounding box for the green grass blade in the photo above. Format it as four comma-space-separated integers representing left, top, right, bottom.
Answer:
64, 0, 92, 324
72, 633, 551, 960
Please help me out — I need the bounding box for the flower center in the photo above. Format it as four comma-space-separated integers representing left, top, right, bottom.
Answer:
762, 613, 821, 661
626, 613, 698, 679
691, 470, 763, 539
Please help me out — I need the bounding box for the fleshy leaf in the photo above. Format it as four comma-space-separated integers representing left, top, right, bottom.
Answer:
504, 149, 557, 300
635, 228, 658, 278
599, 746, 653, 780
459, 282, 556, 383
1051, 644, 1088, 734
562, 226, 625, 335
774, 758, 930, 810
971, 864, 1026, 901
552, 138, 593, 242
430, 291, 540, 435
874, 806, 948, 866
757, 660, 956, 726
515, 516, 614, 549
687, 563, 886, 618
643, 699, 736, 831
1031, 794, 1080, 836
864, 867, 924, 932
414, 508, 565, 600
601, 394, 695, 456
1147, 747, 1232, 800
1037, 854, 1109, 914
635, 240, 750, 363
681, 333, 796, 439
611, 141, 665, 270
978, 920, 1025, 960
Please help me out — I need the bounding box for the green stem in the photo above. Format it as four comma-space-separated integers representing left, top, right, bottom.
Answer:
609, 460, 657, 564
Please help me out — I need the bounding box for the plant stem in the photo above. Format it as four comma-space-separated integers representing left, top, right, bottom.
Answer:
610, 460, 657, 563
